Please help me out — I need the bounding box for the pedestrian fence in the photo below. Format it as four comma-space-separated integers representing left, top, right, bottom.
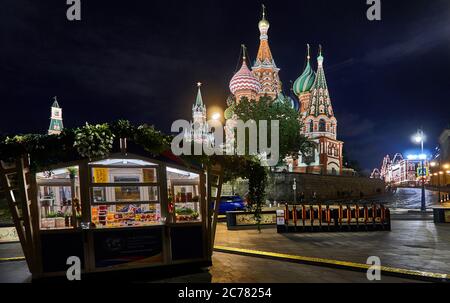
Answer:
276, 203, 391, 233
439, 193, 450, 203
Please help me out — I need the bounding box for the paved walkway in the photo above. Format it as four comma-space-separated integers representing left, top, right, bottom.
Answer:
0, 250, 415, 283
1, 219, 446, 283
215, 220, 450, 275
164, 252, 416, 283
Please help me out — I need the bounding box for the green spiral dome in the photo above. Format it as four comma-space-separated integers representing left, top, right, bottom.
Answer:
293, 61, 316, 96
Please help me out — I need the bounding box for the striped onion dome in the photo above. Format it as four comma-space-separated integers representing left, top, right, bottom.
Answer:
229, 61, 261, 95
293, 60, 316, 96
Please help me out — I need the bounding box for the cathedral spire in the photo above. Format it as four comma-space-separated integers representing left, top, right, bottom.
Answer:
256, 4, 273, 62
52, 95, 60, 108
187, 83, 213, 146
317, 44, 324, 67
308, 46, 334, 118
313, 46, 328, 93
252, 4, 281, 98
258, 4, 269, 41
195, 82, 204, 106
242, 44, 247, 62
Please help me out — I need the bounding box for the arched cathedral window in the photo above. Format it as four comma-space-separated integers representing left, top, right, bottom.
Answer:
319, 119, 326, 132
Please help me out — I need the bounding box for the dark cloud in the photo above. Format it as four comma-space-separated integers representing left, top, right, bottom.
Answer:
363, 15, 450, 65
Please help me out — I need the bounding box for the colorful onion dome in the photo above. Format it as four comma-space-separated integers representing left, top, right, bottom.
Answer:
229, 60, 261, 95
293, 44, 316, 96
224, 105, 235, 120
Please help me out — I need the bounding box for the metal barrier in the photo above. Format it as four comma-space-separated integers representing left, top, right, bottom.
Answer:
277, 203, 391, 233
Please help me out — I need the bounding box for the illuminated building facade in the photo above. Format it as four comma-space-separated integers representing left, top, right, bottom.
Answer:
48, 97, 63, 135
293, 45, 343, 175
375, 153, 430, 186
184, 83, 214, 146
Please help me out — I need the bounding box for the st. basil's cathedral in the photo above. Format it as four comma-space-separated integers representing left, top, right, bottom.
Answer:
221, 6, 344, 175
184, 6, 344, 174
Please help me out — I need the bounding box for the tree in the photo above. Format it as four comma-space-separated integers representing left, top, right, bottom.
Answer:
233, 95, 313, 166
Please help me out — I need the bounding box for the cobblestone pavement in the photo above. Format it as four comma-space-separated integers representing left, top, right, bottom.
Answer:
215, 220, 450, 275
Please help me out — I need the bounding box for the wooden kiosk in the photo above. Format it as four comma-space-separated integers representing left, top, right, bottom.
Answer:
0, 147, 222, 279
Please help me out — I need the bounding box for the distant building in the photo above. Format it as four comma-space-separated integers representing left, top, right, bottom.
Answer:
48, 97, 63, 135
375, 153, 429, 186
184, 83, 214, 146
370, 168, 381, 179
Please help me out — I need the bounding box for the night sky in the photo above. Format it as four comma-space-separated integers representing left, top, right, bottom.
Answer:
1, 0, 449, 172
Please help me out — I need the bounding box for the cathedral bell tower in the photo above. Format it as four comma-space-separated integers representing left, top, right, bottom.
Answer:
252, 5, 282, 99
295, 46, 344, 175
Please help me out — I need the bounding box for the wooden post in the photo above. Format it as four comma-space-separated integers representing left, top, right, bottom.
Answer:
0, 156, 34, 272
158, 164, 171, 264
77, 160, 93, 271
209, 165, 223, 255
28, 171, 42, 275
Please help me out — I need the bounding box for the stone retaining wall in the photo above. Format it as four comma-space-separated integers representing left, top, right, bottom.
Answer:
222, 173, 386, 202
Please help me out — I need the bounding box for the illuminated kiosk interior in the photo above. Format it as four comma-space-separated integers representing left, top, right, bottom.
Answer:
30, 153, 211, 278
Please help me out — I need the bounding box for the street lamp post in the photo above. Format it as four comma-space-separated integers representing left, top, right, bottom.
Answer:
413, 129, 426, 212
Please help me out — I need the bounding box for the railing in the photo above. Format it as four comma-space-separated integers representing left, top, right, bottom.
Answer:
276, 203, 391, 233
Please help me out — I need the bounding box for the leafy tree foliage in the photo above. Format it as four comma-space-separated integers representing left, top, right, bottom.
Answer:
233, 95, 313, 165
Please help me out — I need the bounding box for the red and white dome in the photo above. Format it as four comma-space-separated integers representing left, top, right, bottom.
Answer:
229, 61, 261, 95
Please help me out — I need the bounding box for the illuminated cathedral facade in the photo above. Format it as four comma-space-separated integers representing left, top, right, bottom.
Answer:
224, 6, 344, 175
